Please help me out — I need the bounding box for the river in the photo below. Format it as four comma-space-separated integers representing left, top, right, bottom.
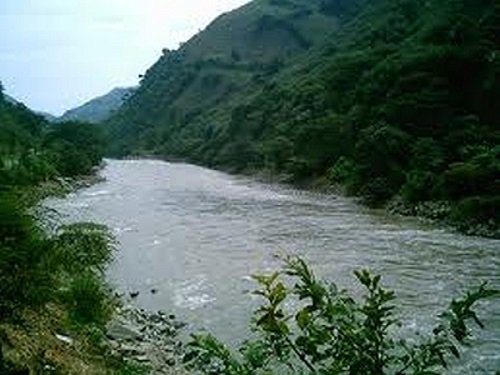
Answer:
46, 159, 500, 374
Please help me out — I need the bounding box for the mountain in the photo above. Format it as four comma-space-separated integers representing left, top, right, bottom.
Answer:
59, 87, 135, 123
38, 111, 58, 122
2, 93, 57, 122
4, 94, 18, 105
0, 86, 106, 183
106, 0, 341, 154
106, 0, 499, 236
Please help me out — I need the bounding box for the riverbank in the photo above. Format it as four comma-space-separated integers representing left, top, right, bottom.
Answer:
387, 197, 499, 239
0, 301, 188, 374
0, 168, 189, 374
239, 166, 500, 239
107, 306, 188, 374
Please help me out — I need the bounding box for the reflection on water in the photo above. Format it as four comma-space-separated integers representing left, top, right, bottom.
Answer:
46, 159, 500, 374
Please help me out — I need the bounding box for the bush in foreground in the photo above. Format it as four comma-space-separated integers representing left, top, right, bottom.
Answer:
185, 256, 499, 375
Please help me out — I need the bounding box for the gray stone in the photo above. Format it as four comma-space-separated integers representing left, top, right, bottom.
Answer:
106, 320, 143, 341
55, 333, 74, 345
166, 357, 176, 367
135, 355, 150, 363
119, 344, 146, 356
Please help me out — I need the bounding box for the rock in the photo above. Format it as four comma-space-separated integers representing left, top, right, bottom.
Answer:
166, 357, 176, 367
55, 334, 73, 345
108, 307, 189, 374
106, 320, 143, 341
43, 364, 57, 372
119, 344, 146, 356
129, 291, 140, 298
135, 355, 150, 363
173, 321, 187, 330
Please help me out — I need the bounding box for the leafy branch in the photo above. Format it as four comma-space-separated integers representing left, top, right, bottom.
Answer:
184, 256, 499, 375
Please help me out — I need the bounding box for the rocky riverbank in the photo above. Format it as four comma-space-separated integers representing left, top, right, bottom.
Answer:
107, 306, 189, 375
387, 197, 499, 239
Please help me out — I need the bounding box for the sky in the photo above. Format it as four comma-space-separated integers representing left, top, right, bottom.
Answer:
0, 0, 249, 115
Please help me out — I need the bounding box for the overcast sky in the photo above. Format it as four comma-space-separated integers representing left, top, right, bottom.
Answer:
0, 0, 249, 115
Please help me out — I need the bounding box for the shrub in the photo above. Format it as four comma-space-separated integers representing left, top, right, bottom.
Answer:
185, 256, 499, 375
54, 223, 114, 274
0, 193, 57, 317
62, 272, 113, 326
401, 170, 440, 203
0, 196, 115, 321
450, 196, 500, 225
327, 156, 355, 184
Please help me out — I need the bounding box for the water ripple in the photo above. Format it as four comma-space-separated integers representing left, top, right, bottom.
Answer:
45, 159, 500, 373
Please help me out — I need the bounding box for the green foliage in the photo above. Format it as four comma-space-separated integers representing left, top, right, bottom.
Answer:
327, 156, 355, 185
0, 194, 115, 322
105, 0, 499, 235
62, 272, 113, 326
43, 121, 105, 177
0, 84, 112, 370
0, 193, 57, 317
401, 170, 440, 203
54, 223, 114, 274
58, 87, 134, 124
185, 256, 499, 375
0, 193, 116, 371
117, 362, 151, 375
0, 93, 105, 189
54, 223, 115, 326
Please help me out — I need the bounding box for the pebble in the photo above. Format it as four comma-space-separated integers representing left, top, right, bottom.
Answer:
106, 305, 188, 374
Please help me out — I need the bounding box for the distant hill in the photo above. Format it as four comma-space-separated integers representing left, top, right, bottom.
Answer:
38, 111, 58, 122
3, 93, 57, 122
59, 87, 135, 123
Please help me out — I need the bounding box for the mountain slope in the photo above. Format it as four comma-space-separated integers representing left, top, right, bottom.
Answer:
106, 0, 342, 155
0, 84, 106, 185
4, 94, 18, 105
106, 0, 499, 236
60, 87, 134, 123
4, 93, 57, 122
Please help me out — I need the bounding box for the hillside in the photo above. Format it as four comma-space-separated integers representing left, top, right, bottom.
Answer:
106, 0, 340, 154
106, 0, 500, 236
59, 87, 134, 123
3, 94, 18, 105
3, 93, 57, 122
0, 84, 137, 373
0, 84, 106, 187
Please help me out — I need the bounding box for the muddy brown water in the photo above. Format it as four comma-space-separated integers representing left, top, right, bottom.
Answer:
46, 159, 500, 374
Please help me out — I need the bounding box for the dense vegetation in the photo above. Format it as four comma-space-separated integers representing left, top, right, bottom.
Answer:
1, 0, 499, 372
106, 0, 499, 236
0, 83, 105, 188
0, 83, 138, 373
185, 256, 499, 375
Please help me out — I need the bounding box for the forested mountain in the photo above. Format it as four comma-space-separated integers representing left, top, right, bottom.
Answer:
0, 82, 133, 373
3, 94, 18, 105
106, 0, 341, 155
106, 0, 499, 235
59, 87, 134, 123
0, 83, 105, 187
4, 93, 57, 122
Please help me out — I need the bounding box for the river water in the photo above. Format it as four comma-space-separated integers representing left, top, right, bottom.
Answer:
47, 159, 500, 373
